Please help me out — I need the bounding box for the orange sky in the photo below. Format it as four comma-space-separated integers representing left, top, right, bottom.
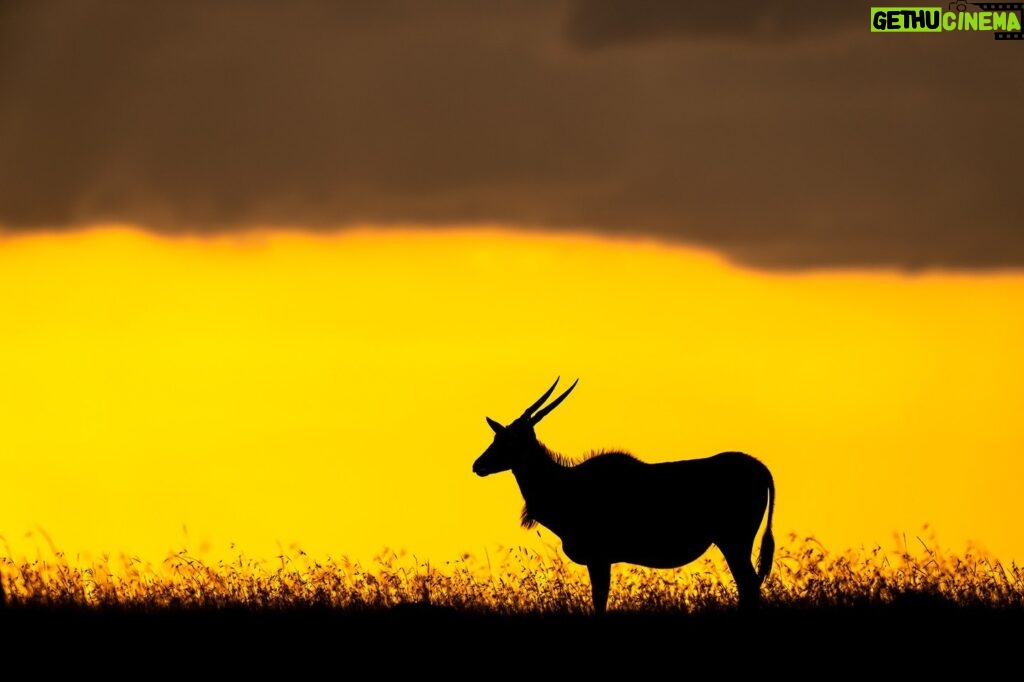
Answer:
1, 226, 1022, 568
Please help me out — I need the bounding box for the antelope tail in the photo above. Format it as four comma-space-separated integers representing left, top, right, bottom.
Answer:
756, 470, 776, 586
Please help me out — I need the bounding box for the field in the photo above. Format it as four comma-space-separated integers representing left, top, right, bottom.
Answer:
1, 533, 1021, 673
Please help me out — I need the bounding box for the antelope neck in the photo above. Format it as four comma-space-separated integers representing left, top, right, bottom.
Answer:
510, 442, 564, 501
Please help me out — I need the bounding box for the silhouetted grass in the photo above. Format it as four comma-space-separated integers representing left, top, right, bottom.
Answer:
1, 533, 1020, 671
3, 533, 1020, 613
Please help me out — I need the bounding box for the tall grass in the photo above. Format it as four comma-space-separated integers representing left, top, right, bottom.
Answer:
1, 532, 1020, 613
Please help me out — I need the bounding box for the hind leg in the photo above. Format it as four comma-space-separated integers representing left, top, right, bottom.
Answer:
718, 541, 762, 611
587, 563, 611, 616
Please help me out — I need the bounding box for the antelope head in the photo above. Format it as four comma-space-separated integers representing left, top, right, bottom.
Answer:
472, 377, 578, 476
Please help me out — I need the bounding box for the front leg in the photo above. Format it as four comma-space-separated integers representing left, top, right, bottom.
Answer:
587, 563, 611, 616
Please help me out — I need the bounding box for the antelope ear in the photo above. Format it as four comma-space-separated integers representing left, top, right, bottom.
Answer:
486, 417, 504, 433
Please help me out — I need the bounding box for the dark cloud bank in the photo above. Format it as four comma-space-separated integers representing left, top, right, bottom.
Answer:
1, 0, 1021, 270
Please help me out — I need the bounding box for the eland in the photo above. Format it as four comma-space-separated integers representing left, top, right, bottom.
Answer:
472, 377, 776, 615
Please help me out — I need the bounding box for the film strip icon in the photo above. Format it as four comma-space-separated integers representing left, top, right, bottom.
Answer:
962, 2, 1024, 39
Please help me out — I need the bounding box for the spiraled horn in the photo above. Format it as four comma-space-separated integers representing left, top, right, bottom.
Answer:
530, 378, 578, 425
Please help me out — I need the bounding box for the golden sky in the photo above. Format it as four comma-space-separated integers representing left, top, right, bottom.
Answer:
1, 226, 1021, 568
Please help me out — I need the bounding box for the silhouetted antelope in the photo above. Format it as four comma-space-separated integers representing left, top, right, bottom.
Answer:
473, 378, 776, 615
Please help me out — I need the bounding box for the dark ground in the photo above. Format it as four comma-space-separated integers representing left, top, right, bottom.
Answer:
1, 600, 1020, 674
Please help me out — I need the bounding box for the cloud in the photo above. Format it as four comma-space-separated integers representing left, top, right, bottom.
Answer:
0, 0, 1021, 270
564, 0, 863, 48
